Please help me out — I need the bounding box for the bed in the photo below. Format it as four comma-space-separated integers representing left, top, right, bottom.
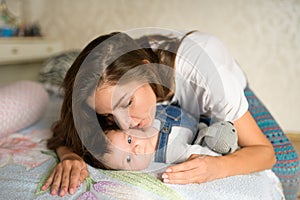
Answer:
0, 52, 285, 200
0, 85, 285, 200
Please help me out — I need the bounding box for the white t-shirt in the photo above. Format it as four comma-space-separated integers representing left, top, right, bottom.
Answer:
172, 32, 248, 123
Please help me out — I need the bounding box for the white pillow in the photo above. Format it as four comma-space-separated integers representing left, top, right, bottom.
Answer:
0, 81, 49, 137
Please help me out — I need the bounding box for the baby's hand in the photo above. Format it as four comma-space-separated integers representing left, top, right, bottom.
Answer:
41, 154, 88, 196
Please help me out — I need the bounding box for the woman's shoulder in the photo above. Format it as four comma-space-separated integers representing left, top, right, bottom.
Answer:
179, 31, 229, 56
175, 30, 239, 76
174, 31, 222, 82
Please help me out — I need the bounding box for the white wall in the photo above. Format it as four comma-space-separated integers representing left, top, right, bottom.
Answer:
6, 0, 300, 132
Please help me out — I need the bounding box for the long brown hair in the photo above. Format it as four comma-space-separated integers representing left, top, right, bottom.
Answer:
47, 32, 181, 169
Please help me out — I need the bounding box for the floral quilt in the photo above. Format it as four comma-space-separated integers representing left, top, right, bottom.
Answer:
0, 128, 285, 200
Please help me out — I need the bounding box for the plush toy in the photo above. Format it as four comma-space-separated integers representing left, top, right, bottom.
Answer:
194, 121, 238, 155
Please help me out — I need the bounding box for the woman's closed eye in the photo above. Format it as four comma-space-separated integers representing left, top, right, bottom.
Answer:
121, 99, 132, 109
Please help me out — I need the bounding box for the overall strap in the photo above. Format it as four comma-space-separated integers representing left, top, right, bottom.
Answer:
154, 104, 198, 162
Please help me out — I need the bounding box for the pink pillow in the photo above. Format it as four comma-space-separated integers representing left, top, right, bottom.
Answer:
0, 81, 49, 137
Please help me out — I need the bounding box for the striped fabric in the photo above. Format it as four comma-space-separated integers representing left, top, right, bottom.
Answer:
244, 87, 300, 200
39, 50, 80, 96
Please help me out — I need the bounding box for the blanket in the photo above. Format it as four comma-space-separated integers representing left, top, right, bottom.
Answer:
0, 94, 285, 200
0, 129, 285, 200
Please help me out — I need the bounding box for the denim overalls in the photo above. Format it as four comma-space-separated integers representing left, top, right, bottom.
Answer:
154, 104, 200, 163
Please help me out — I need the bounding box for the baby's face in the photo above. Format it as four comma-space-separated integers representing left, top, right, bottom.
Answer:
103, 128, 159, 171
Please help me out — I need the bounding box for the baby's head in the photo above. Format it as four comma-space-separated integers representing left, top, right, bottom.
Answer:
102, 128, 159, 171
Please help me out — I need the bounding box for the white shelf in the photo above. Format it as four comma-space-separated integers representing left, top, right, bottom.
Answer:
0, 37, 63, 65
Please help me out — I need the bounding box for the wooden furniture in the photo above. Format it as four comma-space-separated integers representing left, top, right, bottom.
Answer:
0, 37, 63, 84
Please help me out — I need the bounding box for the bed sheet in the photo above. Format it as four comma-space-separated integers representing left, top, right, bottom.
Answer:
0, 95, 285, 200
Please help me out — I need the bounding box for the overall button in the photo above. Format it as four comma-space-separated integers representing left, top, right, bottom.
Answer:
163, 127, 169, 132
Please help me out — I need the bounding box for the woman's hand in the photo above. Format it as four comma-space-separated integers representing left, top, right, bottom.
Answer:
162, 111, 276, 184
41, 149, 88, 196
162, 154, 223, 184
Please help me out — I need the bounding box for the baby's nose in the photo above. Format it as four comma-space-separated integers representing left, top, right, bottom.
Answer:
134, 144, 144, 155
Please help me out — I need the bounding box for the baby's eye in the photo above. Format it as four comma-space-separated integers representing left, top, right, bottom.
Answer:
127, 136, 132, 144
126, 155, 131, 163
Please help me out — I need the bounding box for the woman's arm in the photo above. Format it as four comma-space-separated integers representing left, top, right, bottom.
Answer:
161, 111, 276, 184
41, 146, 88, 196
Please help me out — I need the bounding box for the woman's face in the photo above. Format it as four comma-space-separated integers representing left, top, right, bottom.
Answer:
89, 81, 157, 130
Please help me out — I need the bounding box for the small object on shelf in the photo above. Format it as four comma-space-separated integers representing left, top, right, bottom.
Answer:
23, 23, 42, 37
0, 0, 42, 38
0, 0, 18, 37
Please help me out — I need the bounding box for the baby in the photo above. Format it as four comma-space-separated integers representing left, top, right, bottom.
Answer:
103, 104, 238, 171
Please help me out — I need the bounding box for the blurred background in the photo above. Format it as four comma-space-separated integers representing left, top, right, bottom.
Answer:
1, 0, 299, 133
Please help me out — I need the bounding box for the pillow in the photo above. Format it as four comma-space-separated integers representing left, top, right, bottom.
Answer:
39, 50, 80, 96
0, 81, 49, 137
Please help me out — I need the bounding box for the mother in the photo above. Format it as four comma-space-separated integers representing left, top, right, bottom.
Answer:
42, 29, 299, 199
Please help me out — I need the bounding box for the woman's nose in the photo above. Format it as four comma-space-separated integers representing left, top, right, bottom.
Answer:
114, 116, 130, 130
113, 111, 138, 130
113, 111, 131, 130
